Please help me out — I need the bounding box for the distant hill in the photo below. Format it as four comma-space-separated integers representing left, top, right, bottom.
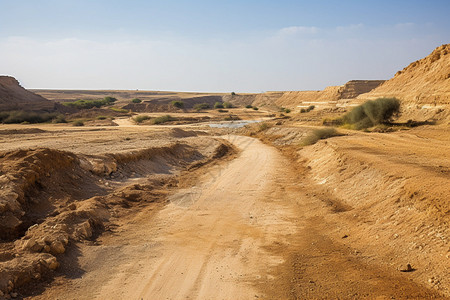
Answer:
247, 80, 385, 108
359, 44, 450, 106
0, 76, 70, 112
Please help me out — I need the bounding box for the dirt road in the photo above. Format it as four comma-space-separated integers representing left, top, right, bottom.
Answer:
31, 135, 442, 299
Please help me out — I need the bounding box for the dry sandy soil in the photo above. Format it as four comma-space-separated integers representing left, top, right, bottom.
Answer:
0, 114, 448, 299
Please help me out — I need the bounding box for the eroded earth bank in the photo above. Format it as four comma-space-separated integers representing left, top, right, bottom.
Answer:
0, 122, 448, 299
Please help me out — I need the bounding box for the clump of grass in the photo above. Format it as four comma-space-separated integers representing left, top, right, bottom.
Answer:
258, 122, 272, 132
97, 116, 107, 120
63, 96, 117, 109
217, 109, 229, 113
193, 103, 210, 111
72, 120, 84, 126
339, 98, 400, 130
245, 105, 253, 109
301, 128, 340, 146
152, 115, 176, 124
131, 98, 142, 103
223, 102, 233, 108
300, 105, 315, 113
214, 102, 224, 109
252, 107, 259, 110
171, 101, 184, 108
133, 115, 152, 124
109, 107, 128, 113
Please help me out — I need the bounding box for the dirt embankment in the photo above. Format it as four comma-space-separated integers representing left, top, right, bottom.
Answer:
250, 123, 450, 297
359, 44, 450, 106
0, 76, 70, 113
0, 129, 235, 298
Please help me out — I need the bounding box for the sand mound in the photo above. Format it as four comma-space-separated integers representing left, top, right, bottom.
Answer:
0, 137, 235, 296
359, 44, 450, 106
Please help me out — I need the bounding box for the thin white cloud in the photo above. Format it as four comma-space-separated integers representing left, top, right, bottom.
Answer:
335, 23, 364, 33
394, 22, 415, 30
278, 26, 319, 36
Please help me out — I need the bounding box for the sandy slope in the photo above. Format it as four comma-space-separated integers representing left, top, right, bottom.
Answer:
29, 135, 442, 299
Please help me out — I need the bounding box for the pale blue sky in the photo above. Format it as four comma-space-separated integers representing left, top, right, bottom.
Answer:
0, 0, 449, 92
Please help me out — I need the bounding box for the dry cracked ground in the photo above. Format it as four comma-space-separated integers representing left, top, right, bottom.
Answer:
0, 120, 449, 299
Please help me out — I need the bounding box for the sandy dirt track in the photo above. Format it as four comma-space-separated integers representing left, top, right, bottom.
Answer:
29, 135, 443, 300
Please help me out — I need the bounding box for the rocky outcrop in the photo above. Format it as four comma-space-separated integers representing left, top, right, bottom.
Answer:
338, 80, 385, 99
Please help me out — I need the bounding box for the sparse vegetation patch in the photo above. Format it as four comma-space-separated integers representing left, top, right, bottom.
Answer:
0, 111, 62, 124
171, 101, 184, 108
300, 105, 315, 113
152, 115, 176, 124
63, 96, 117, 109
193, 103, 210, 111
337, 97, 400, 130
133, 115, 152, 124
301, 128, 340, 146
214, 102, 224, 109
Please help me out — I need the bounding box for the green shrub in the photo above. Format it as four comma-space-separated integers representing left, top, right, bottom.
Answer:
133, 115, 152, 124
245, 105, 253, 109
300, 105, 315, 113
193, 103, 210, 111
103, 96, 117, 103
252, 107, 259, 110
97, 116, 107, 120
131, 98, 142, 103
171, 101, 184, 108
223, 102, 233, 108
340, 98, 400, 129
152, 115, 176, 124
214, 102, 224, 109
301, 128, 340, 146
72, 120, 84, 126
231, 92, 236, 96
285, 108, 291, 113
217, 109, 228, 113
